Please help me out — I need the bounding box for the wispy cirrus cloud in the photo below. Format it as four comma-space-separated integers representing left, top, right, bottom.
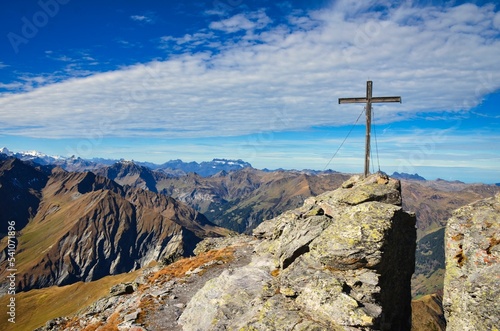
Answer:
495, 10, 500, 28
0, 50, 99, 93
209, 9, 272, 33
117, 39, 144, 49
159, 32, 218, 51
0, 82, 23, 90
0, 1, 499, 141
130, 14, 154, 24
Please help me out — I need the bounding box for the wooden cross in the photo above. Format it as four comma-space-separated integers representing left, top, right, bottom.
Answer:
338, 81, 401, 177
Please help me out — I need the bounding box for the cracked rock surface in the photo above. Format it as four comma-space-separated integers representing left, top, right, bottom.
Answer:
37, 173, 417, 331
443, 193, 500, 331
180, 173, 416, 331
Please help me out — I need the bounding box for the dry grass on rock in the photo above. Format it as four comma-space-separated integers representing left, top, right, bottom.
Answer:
149, 246, 235, 284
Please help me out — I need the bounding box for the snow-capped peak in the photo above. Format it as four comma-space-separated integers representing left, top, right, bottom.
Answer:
23, 150, 46, 157
0, 147, 12, 155
211, 158, 249, 167
0, 147, 66, 164
21, 150, 64, 160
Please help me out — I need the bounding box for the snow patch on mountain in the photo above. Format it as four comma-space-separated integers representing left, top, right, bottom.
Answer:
1, 148, 253, 177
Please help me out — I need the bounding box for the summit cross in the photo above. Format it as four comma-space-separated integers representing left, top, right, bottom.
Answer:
338, 81, 401, 177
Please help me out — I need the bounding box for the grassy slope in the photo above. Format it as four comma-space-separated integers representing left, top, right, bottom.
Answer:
1, 247, 236, 331
0, 270, 140, 331
411, 292, 446, 331
412, 227, 446, 297
412, 269, 446, 299
2, 192, 100, 279
3, 168, 498, 329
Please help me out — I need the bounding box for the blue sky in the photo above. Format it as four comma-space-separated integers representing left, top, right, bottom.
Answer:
0, 0, 499, 183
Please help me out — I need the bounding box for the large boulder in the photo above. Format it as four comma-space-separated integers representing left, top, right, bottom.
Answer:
179, 173, 417, 331
443, 193, 500, 330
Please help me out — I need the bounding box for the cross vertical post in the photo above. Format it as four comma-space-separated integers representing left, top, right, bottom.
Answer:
338, 81, 401, 177
365, 81, 372, 179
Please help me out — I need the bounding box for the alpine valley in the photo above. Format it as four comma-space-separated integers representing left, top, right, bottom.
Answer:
0, 148, 499, 331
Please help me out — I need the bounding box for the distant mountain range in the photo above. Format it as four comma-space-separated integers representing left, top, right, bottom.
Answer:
2, 147, 499, 299
1, 147, 68, 166
391, 172, 426, 181
138, 158, 252, 177
2, 147, 427, 180
0, 157, 230, 293
0, 147, 251, 177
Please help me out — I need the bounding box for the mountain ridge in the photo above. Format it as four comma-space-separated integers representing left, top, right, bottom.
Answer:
3, 147, 497, 185
2, 150, 499, 305
26, 173, 417, 331
0, 159, 230, 293
0, 158, 50, 236
0, 147, 254, 177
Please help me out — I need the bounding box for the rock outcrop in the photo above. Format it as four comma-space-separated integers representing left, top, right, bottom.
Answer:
443, 193, 500, 330
179, 173, 416, 331
96, 160, 159, 193
26, 173, 417, 331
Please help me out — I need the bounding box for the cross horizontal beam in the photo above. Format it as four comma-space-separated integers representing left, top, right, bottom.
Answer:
337, 81, 401, 178
338, 96, 401, 104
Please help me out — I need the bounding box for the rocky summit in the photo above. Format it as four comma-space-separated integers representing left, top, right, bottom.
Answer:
180, 173, 416, 331
443, 193, 500, 331
36, 173, 416, 331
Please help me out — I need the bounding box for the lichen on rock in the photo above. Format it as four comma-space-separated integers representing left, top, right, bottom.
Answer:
443, 193, 500, 331
33, 173, 418, 331
179, 173, 416, 331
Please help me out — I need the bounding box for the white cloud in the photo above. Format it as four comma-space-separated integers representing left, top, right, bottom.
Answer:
0, 82, 23, 90
494, 11, 500, 29
1, 2, 499, 140
130, 14, 154, 23
209, 9, 272, 33
160, 32, 217, 50
205, 9, 227, 16
204, 0, 244, 18
54, 55, 73, 62
117, 39, 143, 49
